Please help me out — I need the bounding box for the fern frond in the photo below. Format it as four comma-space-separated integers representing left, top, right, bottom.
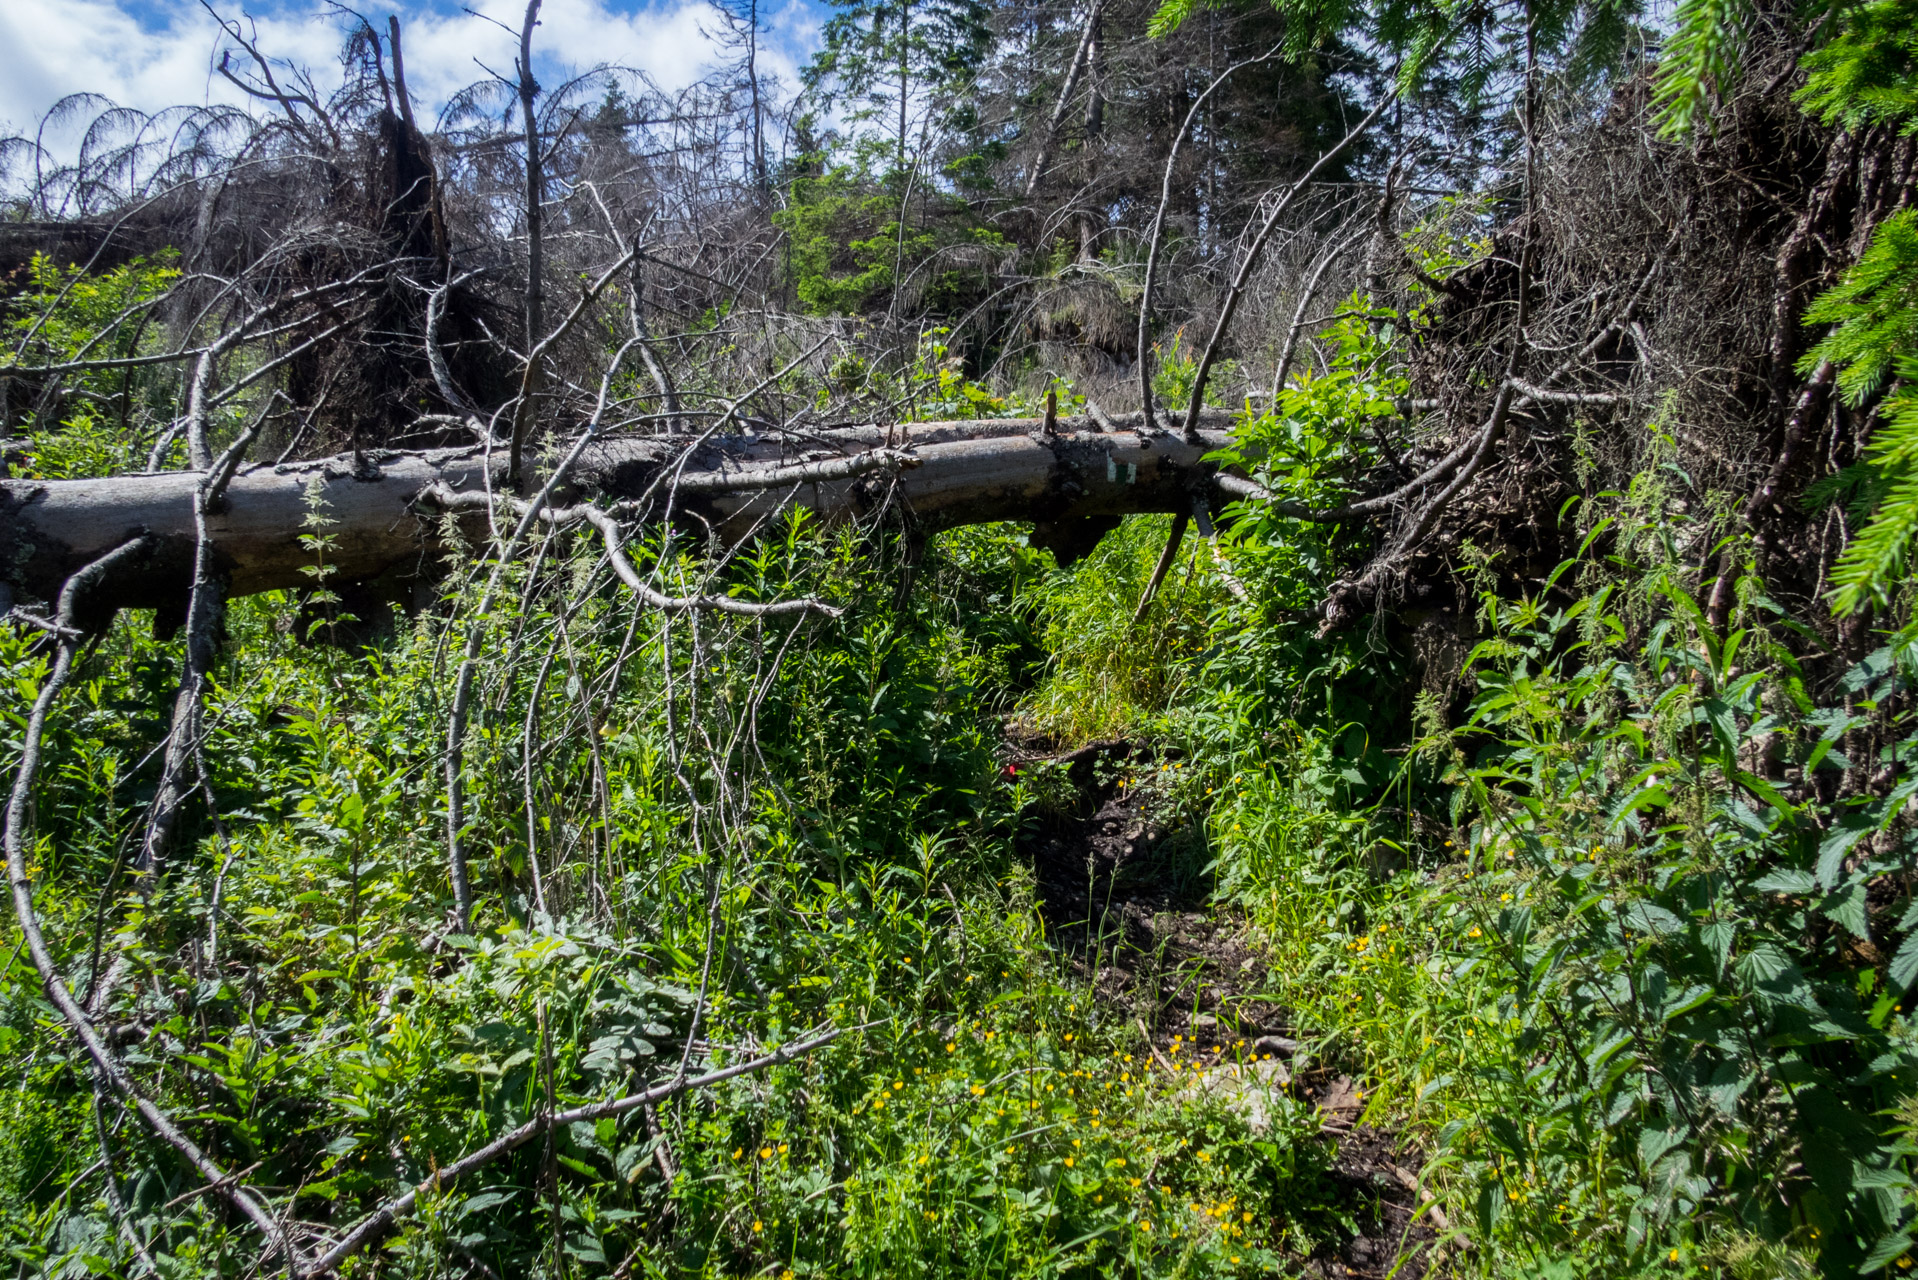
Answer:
1830, 380, 1918, 614
1651, 0, 1751, 138
1797, 0, 1918, 135
1801, 208, 1918, 405
1803, 461, 1889, 523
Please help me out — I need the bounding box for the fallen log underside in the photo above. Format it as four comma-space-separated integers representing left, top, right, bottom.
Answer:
0, 410, 1243, 615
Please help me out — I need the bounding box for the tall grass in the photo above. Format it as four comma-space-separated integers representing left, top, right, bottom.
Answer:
1021, 515, 1230, 743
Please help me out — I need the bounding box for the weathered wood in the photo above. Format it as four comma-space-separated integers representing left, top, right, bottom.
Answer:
0, 411, 1241, 608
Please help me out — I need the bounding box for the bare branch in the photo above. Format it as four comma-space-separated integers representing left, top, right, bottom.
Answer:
1179, 85, 1403, 443
4, 535, 302, 1267
1022, 0, 1107, 200
1134, 44, 1281, 433
305, 1025, 847, 1273
1130, 512, 1189, 624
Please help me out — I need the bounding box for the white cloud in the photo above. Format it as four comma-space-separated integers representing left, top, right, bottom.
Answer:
0, 0, 819, 140
0, 0, 230, 134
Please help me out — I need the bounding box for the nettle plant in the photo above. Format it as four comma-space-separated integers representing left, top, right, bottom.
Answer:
5, 252, 185, 479
1421, 557, 1918, 1274
1206, 297, 1410, 611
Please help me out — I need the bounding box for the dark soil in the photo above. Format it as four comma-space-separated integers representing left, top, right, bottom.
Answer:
1009, 735, 1447, 1279
1301, 1124, 1448, 1280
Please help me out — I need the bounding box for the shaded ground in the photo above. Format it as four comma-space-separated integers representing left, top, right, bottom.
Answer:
1008, 735, 1447, 1279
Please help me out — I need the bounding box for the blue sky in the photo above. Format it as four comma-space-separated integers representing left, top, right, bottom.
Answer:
0, 0, 822, 136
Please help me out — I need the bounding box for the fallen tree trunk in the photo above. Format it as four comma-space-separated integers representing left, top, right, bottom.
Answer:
0, 410, 1240, 612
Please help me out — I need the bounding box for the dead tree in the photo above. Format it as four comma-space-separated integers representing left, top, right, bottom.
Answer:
0, 410, 1242, 611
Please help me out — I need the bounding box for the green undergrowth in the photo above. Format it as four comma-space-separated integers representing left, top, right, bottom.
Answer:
6, 390, 1916, 1280
1, 513, 1361, 1279
980, 196, 1918, 1270
8, 306, 1917, 1280
1023, 458, 1918, 1276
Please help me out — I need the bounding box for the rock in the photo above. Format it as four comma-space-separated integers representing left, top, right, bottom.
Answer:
1317, 1074, 1364, 1114
1171, 1056, 1293, 1132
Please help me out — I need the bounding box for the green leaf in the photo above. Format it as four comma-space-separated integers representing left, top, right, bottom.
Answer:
1735, 943, 1819, 1010
1485, 1113, 1527, 1159
1818, 880, 1872, 939
1818, 822, 1872, 888
1587, 1030, 1634, 1076
1700, 697, 1738, 754
1702, 1061, 1755, 1118
1860, 1231, 1915, 1272
458, 1190, 517, 1218
1890, 931, 1918, 993
1476, 1180, 1506, 1237
1752, 868, 1815, 894
1700, 920, 1736, 971
1608, 783, 1673, 827
1662, 984, 1715, 1022
1638, 1124, 1686, 1171
1624, 902, 1685, 937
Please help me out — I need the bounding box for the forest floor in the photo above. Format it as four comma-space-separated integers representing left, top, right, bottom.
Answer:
1012, 736, 1446, 1279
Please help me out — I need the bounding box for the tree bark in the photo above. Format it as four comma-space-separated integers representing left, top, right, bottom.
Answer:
0, 411, 1239, 611
1022, 0, 1105, 200
509, 0, 546, 486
